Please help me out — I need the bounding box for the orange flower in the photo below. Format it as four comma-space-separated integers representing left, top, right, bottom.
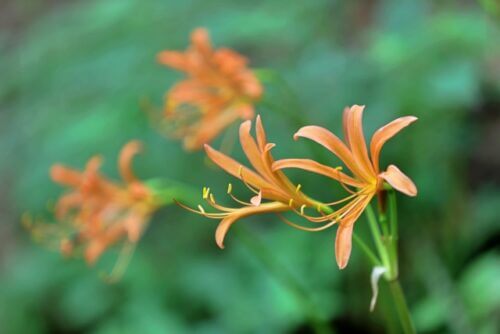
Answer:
179, 116, 322, 249
157, 28, 263, 150
26, 141, 157, 265
273, 105, 417, 269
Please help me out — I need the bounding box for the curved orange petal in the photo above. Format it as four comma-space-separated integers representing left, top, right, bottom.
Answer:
54, 192, 82, 219
213, 48, 248, 73
85, 238, 109, 265
166, 80, 211, 107
342, 106, 351, 144
259, 187, 290, 203
335, 223, 354, 270
191, 28, 212, 57
239, 120, 269, 177
215, 202, 288, 248
119, 140, 143, 184
204, 144, 271, 190
379, 165, 417, 197
50, 165, 82, 187
183, 109, 241, 150
241, 74, 263, 99
293, 125, 369, 181
344, 105, 376, 178
157, 51, 188, 70
123, 214, 144, 242
335, 195, 373, 269
370, 116, 418, 173
255, 115, 267, 151
273, 159, 364, 188
84, 156, 103, 176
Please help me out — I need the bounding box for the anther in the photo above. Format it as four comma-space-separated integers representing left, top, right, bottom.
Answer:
300, 204, 306, 215
288, 199, 294, 207
197, 205, 206, 214
295, 184, 302, 193
202, 187, 210, 199
227, 183, 233, 194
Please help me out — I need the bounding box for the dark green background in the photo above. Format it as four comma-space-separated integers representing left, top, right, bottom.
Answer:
1, 0, 499, 333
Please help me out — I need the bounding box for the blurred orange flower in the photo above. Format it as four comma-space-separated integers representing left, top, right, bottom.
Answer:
273, 105, 417, 269
179, 116, 321, 249
157, 28, 263, 150
26, 141, 157, 265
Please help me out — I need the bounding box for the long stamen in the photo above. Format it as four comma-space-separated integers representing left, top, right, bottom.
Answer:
289, 205, 331, 223
336, 168, 358, 195
174, 200, 230, 218
205, 198, 239, 212
228, 192, 253, 206
307, 195, 367, 222
226, 183, 253, 206
280, 195, 365, 231
323, 189, 366, 206
277, 214, 337, 232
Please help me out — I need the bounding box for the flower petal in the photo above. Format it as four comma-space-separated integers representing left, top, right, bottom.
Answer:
239, 120, 269, 177
183, 109, 241, 150
191, 27, 212, 56
335, 223, 354, 269
255, 115, 267, 151
344, 105, 376, 178
273, 159, 364, 188
215, 202, 288, 248
50, 165, 82, 187
204, 144, 271, 190
335, 194, 374, 269
370, 116, 418, 173
157, 51, 188, 70
379, 165, 417, 197
119, 140, 143, 184
293, 125, 369, 181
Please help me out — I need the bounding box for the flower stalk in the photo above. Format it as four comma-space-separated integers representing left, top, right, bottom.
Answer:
354, 188, 415, 334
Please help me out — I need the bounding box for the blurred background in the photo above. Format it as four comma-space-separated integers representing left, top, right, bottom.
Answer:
1, 0, 500, 333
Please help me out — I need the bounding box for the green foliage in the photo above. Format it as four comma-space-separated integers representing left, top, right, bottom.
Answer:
0, 0, 499, 333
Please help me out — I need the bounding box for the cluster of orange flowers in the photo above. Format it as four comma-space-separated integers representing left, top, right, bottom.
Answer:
157, 28, 262, 151
26, 141, 157, 265
27, 27, 417, 272
185, 105, 417, 269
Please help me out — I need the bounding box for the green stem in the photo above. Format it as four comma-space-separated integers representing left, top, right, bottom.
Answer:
365, 204, 391, 269
388, 190, 398, 240
379, 190, 414, 333
387, 190, 399, 278
388, 280, 416, 334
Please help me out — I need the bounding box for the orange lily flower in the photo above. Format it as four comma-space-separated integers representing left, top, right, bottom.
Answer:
157, 28, 263, 150
179, 116, 322, 249
273, 105, 417, 269
26, 141, 157, 265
